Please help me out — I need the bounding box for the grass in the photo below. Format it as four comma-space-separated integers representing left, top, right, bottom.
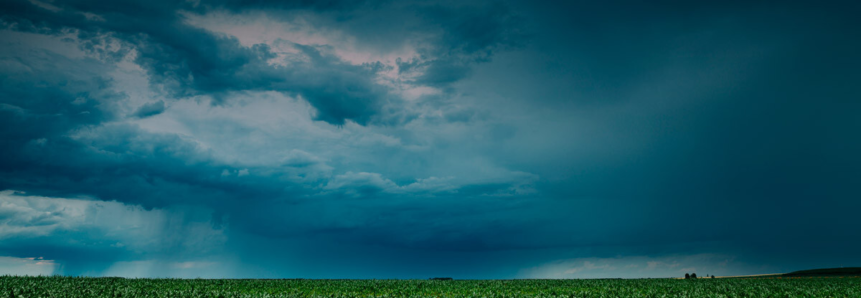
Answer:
3, 275, 861, 297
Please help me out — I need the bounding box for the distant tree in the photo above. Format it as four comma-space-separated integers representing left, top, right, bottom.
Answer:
691, 273, 697, 279
685, 273, 690, 279
711, 275, 715, 279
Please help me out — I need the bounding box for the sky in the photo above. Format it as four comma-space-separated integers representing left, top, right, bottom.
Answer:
0, 0, 859, 279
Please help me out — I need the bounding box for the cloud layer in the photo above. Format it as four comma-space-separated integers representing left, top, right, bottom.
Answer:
1, 0, 860, 278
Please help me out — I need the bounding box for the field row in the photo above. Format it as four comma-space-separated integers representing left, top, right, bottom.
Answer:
3, 276, 861, 298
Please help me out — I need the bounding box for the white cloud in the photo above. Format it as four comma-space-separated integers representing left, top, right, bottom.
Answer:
562, 261, 615, 274
132, 92, 340, 168
325, 172, 398, 195
181, 10, 418, 67
0, 256, 57, 276
399, 176, 459, 194
101, 260, 228, 278
519, 254, 747, 279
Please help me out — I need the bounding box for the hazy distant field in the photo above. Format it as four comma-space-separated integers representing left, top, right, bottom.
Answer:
3, 276, 860, 297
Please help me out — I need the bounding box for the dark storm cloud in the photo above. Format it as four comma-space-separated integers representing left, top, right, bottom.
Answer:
0, 0, 538, 277
522, 1, 861, 202
0, 0, 522, 125
394, 2, 525, 87
0, 45, 118, 170
0, 33, 529, 270
0, 0, 530, 208
460, 0, 861, 266
1, 0, 374, 125
0, 189, 228, 275
1, 0, 860, 278
0, 39, 303, 209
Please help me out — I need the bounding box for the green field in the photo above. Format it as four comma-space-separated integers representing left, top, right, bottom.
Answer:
3, 276, 861, 298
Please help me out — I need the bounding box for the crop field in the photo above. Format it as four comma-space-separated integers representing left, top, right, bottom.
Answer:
2, 276, 860, 298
